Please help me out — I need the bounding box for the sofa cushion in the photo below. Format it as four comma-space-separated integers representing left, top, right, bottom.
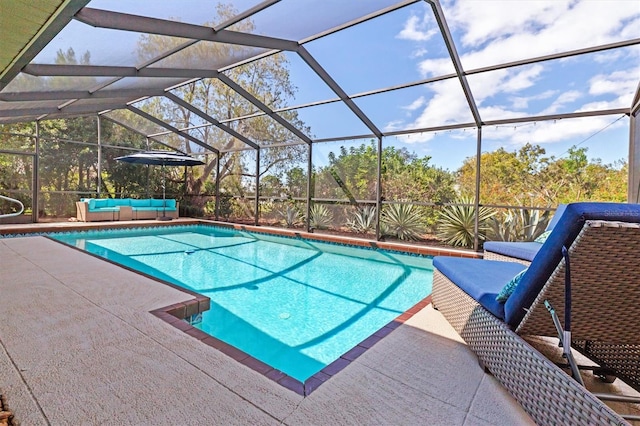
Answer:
133, 207, 161, 211
504, 202, 640, 328
483, 241, 541, 262
113, 199, 130, 206
93, 199, 109, 209
151, 199, 164, 207
434, 257, 526, 320
130, 199, 151, 207
165, 199, 176, 209
88, 199, 96, 210
133, 205, 177, 212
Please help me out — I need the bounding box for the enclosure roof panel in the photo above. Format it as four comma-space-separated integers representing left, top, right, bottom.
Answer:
0, 0, 638, 149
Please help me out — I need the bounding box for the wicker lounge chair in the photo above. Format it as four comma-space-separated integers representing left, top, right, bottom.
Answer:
433, 202, 640, 425
483, 204, 567, 265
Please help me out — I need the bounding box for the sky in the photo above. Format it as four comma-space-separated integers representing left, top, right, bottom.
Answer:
23, 0, 640, 172
296, 0, 640, 171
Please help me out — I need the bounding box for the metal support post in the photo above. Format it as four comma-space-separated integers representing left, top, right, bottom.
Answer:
255, 148, 260, 226
306, 143, 312, 232
376, 136, 382, 240
473, 127, 482, 251
33, 120, 40, 222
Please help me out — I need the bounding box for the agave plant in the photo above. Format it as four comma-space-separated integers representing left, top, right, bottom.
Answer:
346, 206, 377, 234
278, 204, 301, 228
309, 204, 333, 230
437, 198, 495, 248
488, 212, 518, 242
381, 203, 426, 241
488, 208, 550, 242
517, 208, 550, 241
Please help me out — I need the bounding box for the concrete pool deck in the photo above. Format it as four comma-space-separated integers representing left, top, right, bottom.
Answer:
0, 227, 534, 424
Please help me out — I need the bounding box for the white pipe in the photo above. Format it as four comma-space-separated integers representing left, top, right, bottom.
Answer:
0, 194, 25, 218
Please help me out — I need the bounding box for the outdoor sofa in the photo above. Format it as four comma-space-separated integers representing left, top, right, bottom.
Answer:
76, 198, 179, 222
432, 202, 640, 425
483, 204, 567, 265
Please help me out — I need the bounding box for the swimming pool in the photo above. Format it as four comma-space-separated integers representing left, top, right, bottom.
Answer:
51, 225, 433, 382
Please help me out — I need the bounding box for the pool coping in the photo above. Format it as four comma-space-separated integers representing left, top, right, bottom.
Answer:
0, 218, 481, 259
151, 295, 433, 396
9, 220, 478, 396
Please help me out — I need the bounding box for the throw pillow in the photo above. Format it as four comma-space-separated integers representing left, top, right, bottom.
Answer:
496, 268, 528, 302
535, 230, 551, 243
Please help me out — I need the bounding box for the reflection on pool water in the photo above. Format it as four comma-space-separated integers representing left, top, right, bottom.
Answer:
52, 225, 433, 382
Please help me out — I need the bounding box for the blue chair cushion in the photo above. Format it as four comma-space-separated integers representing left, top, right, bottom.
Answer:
151, 199, 164, 207
165, 199, 176, 209
545, 203, 567, 231
433, 257, 527, 320
483, 241, 542, 262
483, 204, 567, 262
504, 202, 640, 327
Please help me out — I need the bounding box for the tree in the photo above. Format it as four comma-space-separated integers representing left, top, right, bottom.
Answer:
312, 142, 456, 206
311, 141, 457, 231
134, 3, 309, 215
457, 143, 628, 207
285, 167, 307, 199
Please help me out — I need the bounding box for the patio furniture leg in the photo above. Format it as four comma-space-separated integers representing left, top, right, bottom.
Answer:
544, 246, 585, 387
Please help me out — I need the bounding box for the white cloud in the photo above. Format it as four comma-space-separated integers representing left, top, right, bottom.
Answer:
383, 120, 405, 133
478, 105, 523, 122
402, 96, 426, 111
403, 80, 475, 134
589, 68, 640, 98
391, 0, 638, 154
445, 0, 569, 49
418, 57, 455, 77
444, 0, 640, 68
508, 116, 625, 145
593, 50, 623, 64
479, 115, 626, 150
391, 132, 435, 145
397, 15, 438, 42
510, 90, 556, 110
501, 65, 545, 92
539, 90, 583, 115
410, 48, 429, 58
423, 1, 640, 73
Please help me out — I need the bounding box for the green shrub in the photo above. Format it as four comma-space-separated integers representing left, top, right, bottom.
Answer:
437, 198, 495, 248
381, 203, 426, 241
488, 208, 550, 241
309, 204, 333, 230
278, 204, 302, 227
346, 206, 377, 234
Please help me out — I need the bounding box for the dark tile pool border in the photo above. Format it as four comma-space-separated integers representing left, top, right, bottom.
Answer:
0, 218, 481, 260
151, 294, 433, 396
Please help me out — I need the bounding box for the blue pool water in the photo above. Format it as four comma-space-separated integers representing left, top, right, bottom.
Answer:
51, 225, 433, 382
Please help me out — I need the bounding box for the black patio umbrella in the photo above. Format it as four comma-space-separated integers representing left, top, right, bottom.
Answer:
115, 150, 205, 221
